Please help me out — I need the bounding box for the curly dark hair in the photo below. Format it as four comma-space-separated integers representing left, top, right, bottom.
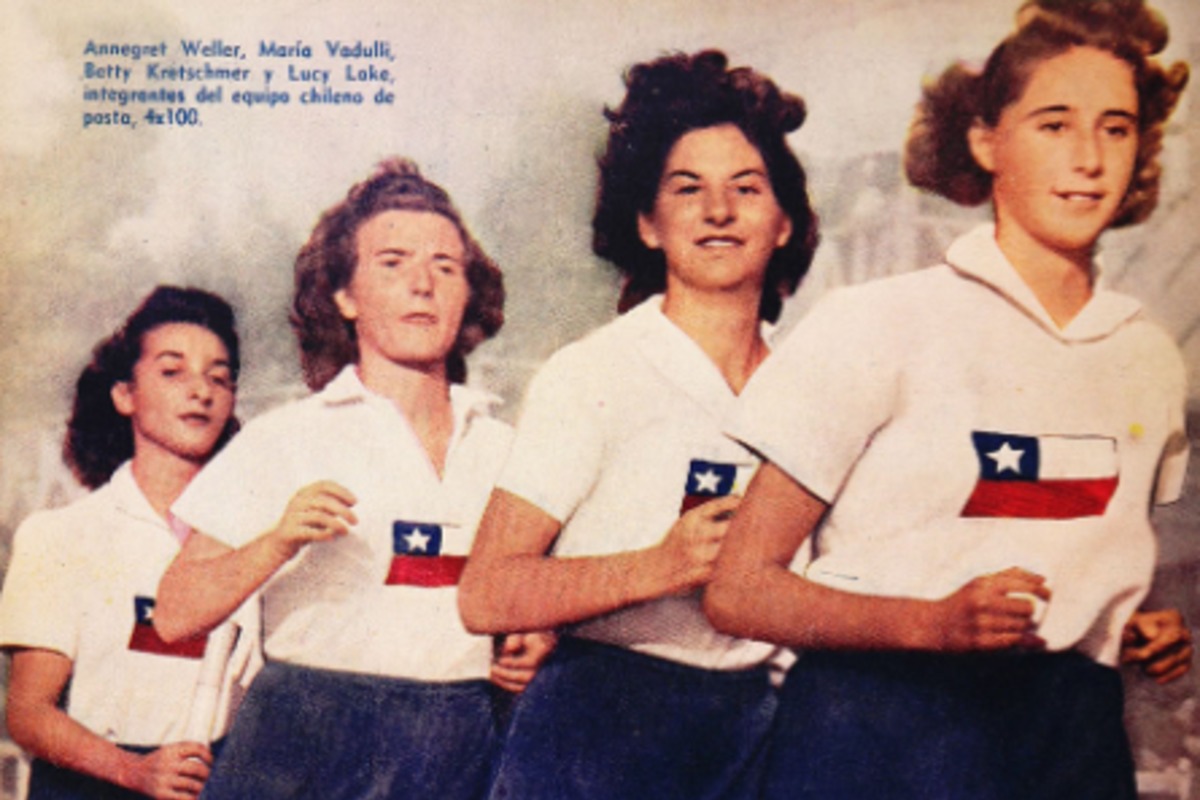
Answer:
291, 158, 505, 389
905, 0, 1189, 228
63, 286, 241, 490
592, 49, 820, 323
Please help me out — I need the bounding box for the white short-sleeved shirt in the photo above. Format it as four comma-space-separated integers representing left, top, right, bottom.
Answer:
499, 296, 779, 671
172, 366, 510, 681
0, 463, 256, 747
730, 224, 1189, 666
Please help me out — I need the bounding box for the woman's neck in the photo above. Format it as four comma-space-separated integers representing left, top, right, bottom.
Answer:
993, 220, 1096, 329
355, 353, 456, 476
129, 447, 203, 519
661, 283, 768, 394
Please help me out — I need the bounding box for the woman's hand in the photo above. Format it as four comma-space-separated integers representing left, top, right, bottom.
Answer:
652, 495, 741, 595
127, 742, 213, 800
932, 567, 1049, 652
1122, 608, 1193, 684
266, 480, 358, 560
489, 632, 559, 693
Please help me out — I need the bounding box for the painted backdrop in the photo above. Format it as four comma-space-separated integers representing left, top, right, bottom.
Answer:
2, 1, 1198, 796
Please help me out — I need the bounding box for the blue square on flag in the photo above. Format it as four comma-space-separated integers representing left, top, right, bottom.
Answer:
392, 521, 444, 557
686, 459, 737, 496
134, 596, 156, 626
387, 521, 464, 587
971, 431, 1041, 481
681, 459, 738, 514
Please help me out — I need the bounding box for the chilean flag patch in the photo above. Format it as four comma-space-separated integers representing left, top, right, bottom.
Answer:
680, 459, 738, 514
385, 521, 466, 587
127, 596, 207, 659
961, 431, 1119, 519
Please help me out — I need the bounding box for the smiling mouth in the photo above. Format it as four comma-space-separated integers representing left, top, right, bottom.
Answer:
696, 236, 744, 248
1056, 191, 1105, 203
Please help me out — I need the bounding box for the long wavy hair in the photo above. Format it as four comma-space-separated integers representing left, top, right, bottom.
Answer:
291, 158, 505, 389
905, 0, 1189, 228
592, 49, 820, 323
64, 286, 241, 490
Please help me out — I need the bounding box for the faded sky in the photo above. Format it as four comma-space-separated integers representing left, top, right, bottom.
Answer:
1, 0, 1196, 429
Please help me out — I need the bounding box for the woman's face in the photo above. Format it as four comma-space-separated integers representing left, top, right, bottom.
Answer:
111, 322, 236, 465
638, 123, 792, 299
970, 46, 1139, 261
335, 209, 470, 375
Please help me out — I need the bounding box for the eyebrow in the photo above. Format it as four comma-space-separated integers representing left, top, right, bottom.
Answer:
152, 351, 231, 369
1101, 109, 1139, 123
375, 246, 463, 261
1027, 105, 1139, 122
664, 168, 769, 181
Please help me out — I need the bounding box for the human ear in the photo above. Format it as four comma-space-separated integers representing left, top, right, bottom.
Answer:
111, 382, 135, 417
332, 288, 359, 322
967, 119, 997, 174
775, 216, 793, 249
637, 212, 662, 251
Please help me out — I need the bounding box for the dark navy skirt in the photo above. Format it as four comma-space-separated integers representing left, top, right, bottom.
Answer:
489, 636, 777, 800
200, 661, 501, 800
764, 650, 1136, 800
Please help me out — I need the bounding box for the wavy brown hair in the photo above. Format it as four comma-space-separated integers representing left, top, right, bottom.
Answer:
291, 158, 505, 389
905, 0, 1189, 228
64, 286, 241, 490
593, 49, 819, 323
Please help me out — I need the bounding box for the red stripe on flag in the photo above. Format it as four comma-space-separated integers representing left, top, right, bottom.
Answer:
680, 494, 719, 515
386, 555, 467, 587
127, 624, 207, 659
961, 477, 1119, 519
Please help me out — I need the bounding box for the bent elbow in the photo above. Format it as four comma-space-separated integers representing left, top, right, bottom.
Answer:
702, 577, 745, 637
151, 594, 192, 644
458, 607, 492, 636
5, 693, 47, 755
457, 603, 500, 636
456, 569, 500, 635
152, 614, 185, 644
6, 705, 31, 752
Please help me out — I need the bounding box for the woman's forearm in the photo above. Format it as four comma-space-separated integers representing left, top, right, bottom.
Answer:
158, 480, 358, 642
460, 546, 682, 634
706, 561, 941, 651
155, 532, 289, 642
459, 490, 695, 634
704, 462, 947, 652
7, 650, 146, 792
9, 699, 145, 790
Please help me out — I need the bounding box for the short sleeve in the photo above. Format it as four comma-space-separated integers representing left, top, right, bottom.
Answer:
728, 287, 899, 503
1155, 431, 1190, 505
1154, 368, 1190, 505
172, 417, 298, 548
496, 346, 607, 523
0, 513, 79, 658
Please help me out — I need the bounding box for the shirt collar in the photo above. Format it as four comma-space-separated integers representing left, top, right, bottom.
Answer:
108, 461, 171, 531
317, 364, 501, 429
945, 224, 1142, 342
623, 295, 773, 414
317, 365, 372, 406
448, 382, 503, 434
